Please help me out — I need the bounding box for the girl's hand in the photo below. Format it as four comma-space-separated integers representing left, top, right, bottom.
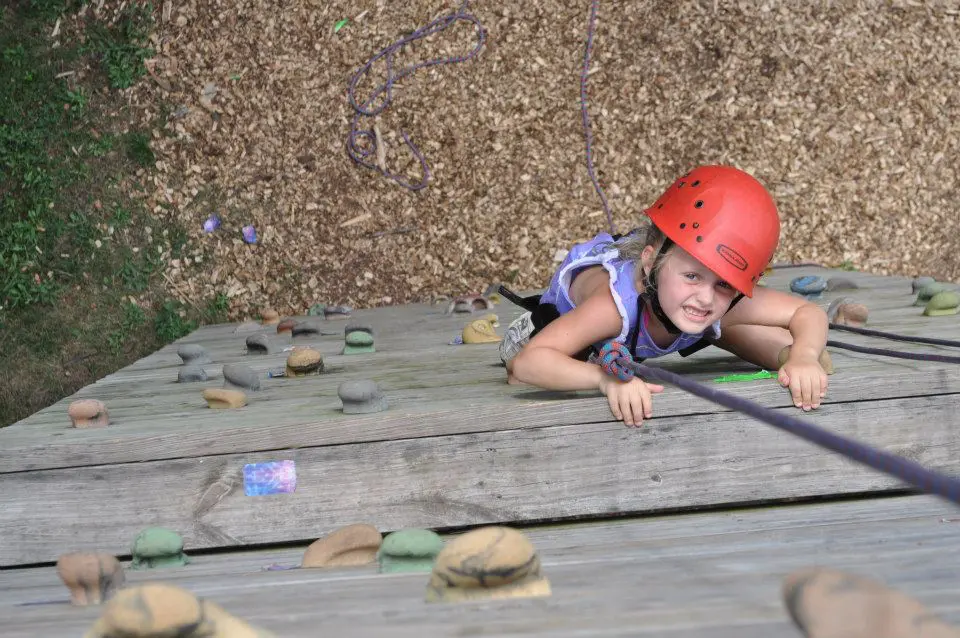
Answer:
778, 357, 828, 411
598, 375, 665, 428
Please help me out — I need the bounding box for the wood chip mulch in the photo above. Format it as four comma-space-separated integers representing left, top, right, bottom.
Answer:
89, 1, 960, 318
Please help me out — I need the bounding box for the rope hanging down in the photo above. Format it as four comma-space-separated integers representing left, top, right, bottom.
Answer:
346, 2, 486, 190
581, 0, 614, 234
602, 345, 960, 507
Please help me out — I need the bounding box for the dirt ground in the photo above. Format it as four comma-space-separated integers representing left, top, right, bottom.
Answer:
98, 0, 960, 318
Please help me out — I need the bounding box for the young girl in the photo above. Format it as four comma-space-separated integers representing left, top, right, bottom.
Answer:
500, 165, 830, 428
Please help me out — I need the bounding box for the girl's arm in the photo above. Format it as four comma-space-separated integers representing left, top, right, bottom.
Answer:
509, 284, 624, 391
721, 285, 829, 351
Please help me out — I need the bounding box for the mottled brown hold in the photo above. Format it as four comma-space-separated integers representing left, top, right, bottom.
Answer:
82, 582, 277, 638
301, 523, 382, 568
202, 388, 247, 409
56, 552, 125, 606
782, 567, 960, 638
276, 318, 296, 334
425, 526, 551, 603
68, 399, 110, 428
779, 345, 835, 375
285, 347, 324, 376
828, 297, 869, 327
260, 308, 280, 325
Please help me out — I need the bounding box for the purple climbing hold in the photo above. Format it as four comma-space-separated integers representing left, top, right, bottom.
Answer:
242, 225, 258, 244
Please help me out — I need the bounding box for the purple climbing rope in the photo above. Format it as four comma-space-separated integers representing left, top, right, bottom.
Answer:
830, 323, 960, 348
826, 340, 960, 365
346, 1, 486, 190
581, 0, 614, 234
605, 352, 960, 507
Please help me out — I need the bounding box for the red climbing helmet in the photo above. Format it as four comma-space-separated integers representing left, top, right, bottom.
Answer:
645, 165, 780, 297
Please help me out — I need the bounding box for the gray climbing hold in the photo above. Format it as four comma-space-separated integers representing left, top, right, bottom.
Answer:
826, 277, 859, 291
177, 366, 207, 383
246, 334, 270, 354
338, 380, 387, 414
912, 276, 936, 294
292, 321, 321, 337
345, 323, 373, 337
222, 363, 261, 391
177, 344, 211, 365
324, 305, 353, 320
914, 282, 951, 306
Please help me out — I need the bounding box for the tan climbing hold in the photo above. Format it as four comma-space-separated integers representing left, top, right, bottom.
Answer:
57, 552, 125, 606
83, 582, 276, 638
202, 388, 247, 409
301, 523, 382, 568
782, 567, 960, 638
462, 318, 502, 344
260, 309, 280, 325
778, 346, 834, 375
833, 302, 869, 327
68, 399, 110, 428
425, 526, 551, 603
285, 347, 324, 377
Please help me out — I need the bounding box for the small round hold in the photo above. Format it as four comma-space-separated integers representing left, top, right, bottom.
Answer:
261, 308, 280, 325
914, 283, 951, 306
825, 277, 859, 292
68, 399, 110, 428
245, 334, 270, 354
277, 319, 296, 334
338, 379, 388, 414
203, 388, 247, 409
789, 275, 827, 296
57, 552, 125, 606
286, 348, 324, 376
324, 305, 353, 320
177, 366, 208, 383
924, 291, 960, 317
177, 344, 211, 365
345, 323, 373, 337
911, 276, 936, 294
292, 321, 321, 337
302, 523, 382, 568
222, 363, 261, 391
463, 319, 502, 344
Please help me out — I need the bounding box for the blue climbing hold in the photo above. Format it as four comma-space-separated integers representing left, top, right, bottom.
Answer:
790, 275, 827, 297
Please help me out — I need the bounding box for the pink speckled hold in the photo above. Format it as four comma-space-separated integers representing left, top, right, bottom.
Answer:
67, 399, 110, 428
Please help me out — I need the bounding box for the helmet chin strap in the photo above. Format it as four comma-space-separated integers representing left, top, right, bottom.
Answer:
639, 237, 746, 336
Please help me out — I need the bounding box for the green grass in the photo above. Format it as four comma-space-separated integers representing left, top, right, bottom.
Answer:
0, 2, 229, 427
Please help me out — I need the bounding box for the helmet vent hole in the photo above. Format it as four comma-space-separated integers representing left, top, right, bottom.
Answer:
658, 204, 663, 209
679, 223, 686, 229
692, 222, 700, 229
678, 181, 686, 188
696, 236, 704, 243
692, 180, 701, 187
694, 200, 704, 209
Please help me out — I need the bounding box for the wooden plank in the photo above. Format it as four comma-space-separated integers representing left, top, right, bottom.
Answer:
3, 394, 959, 566
4, 495, 960, 636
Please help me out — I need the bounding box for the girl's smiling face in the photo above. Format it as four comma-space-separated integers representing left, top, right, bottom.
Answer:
642, 244, 739, 333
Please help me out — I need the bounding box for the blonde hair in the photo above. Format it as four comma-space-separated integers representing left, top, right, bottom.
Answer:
607, 221, 669, 292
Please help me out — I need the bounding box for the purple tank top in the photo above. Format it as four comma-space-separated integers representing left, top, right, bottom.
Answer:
539, 232, 720, 359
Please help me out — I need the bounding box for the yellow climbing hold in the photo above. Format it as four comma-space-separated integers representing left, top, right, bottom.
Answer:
462, 318, 501, 344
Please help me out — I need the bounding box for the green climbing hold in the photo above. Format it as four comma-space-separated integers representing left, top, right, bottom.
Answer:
913, 283, 951, 306
130, 527, 190, 569
923, 291, 960, 316
342, 330, 375, 355
378, 529, 444, 573
713, 370, 777, 383
334, 18, 349, 33
308, 303, 326, 316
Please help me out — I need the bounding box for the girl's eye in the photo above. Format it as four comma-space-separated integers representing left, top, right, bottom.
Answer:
684, 273, 698, 281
